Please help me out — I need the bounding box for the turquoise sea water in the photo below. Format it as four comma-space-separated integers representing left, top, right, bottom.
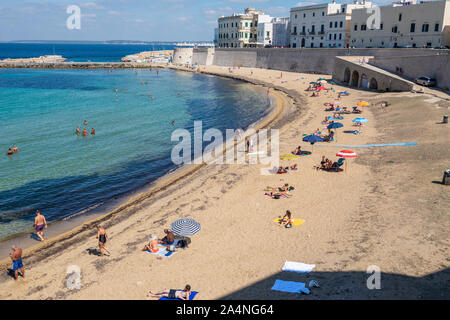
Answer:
0, 68, 269, 240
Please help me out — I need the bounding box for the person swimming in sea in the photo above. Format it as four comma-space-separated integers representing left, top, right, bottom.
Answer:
91, 128, 95, 135
84, 120, 88, 125
12, 145, 19, 153
76, 126, 80, 135
6, 148, 13, 155
82, 128, 88, 137
171, 121, 175, 126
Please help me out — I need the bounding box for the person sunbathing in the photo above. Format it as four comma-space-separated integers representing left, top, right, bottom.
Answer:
277, 167, 287, 174
292, 146, 303, 155
315, 156, 328, 170
265, 192, 292, 199
352, 106, 362, 113
325, 106, 335, 111
158, 229, 175, 245
290, 164, 298, 170
141, 234, 159, 253
148, 285, 191, 300
280, 210, 294, 228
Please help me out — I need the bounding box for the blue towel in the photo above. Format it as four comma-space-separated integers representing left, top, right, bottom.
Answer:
271, 280, 310, 294
159, 291, 199, 300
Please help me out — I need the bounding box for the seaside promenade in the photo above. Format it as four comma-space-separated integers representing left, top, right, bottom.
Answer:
0, 64, 448, 299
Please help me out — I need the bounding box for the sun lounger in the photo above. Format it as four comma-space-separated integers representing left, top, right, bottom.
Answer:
271, 280, 310, 294
159, 291, 199, 300
282, 261, 316, 273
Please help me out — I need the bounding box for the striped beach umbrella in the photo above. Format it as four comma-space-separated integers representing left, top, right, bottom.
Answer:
336, 150, 358, 172
171, 218, 201, 236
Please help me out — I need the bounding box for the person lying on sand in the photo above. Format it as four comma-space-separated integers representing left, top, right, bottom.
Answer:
290, 164, 298, 171
142, 234, 159, 253
277, 167, 287, 174
158, 229, 175, 245
264, 192, 292, 199
147, 285, 191, 300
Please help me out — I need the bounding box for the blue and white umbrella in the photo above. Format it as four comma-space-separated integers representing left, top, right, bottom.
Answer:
352, 117, 368, 123
171, 218, 201, 236
327, 122, 344, 129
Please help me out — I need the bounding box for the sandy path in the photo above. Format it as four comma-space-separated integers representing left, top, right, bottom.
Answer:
0, 66, 448, 300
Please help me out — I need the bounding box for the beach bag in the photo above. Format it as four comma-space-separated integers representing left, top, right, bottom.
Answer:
285, 223, 292, 228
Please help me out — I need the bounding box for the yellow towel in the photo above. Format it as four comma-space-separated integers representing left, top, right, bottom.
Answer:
273, 218, 305, 226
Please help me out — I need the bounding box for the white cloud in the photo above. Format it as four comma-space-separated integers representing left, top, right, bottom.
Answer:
265, 6, 289, 16
204, 9, 217, 15
176, 17, 189, 22
108, 10, 121, 15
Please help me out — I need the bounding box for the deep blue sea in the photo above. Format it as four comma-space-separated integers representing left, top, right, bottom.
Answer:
0, 43, 175, 62
0, 47, 270, 240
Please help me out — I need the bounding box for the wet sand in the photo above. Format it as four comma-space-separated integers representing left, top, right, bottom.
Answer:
0, 66, 448, 300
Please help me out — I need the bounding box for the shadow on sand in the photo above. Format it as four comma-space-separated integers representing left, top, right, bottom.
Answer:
218, 268, 450, 300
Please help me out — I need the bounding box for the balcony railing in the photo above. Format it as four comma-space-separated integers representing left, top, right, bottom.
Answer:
309, 31, 316, 35
291, 32, 297, 35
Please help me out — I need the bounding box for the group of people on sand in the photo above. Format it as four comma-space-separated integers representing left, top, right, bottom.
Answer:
265, 183, 295, 199
6, 145, 19, 156
141, 229, 176, 253
75, 120, 95, 137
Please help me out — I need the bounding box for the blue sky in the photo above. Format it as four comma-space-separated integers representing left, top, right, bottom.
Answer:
0, 0, 394, 41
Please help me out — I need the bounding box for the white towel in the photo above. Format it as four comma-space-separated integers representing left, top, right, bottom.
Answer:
282, 261, 316, 273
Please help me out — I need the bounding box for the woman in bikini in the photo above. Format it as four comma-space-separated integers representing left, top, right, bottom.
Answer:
280, 210, 294, 228
148, 285, 191, 300
96, 225, 111, 257
142, 234, 159, 253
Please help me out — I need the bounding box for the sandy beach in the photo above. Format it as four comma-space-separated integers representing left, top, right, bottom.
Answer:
0, 65, 448, 300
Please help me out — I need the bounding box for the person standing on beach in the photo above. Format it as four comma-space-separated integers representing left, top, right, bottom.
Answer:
34, 210, 47, 241
96, 225, 111, 257
9, 246, 25, 280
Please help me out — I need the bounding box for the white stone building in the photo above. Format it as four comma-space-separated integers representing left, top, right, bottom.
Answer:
217, 8, 271, 48
290, 1, 372, 48
350, 0, 450, 48
257, 17, 290, 47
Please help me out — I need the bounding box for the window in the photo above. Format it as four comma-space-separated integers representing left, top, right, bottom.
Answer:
313, 12, 315, 17
250, 22, 252, 27
354, 24, 358, 31
266, 31, 270, 36
422, 24, 429, 32
303, 13, 306, 18
392, 26, 398, 33
293, 43, 297, 48
329, 34, 332, 40
435, 23, 439, 32
410, 23, 415, 33
302, 26, 305, 33
320, 24, 324, 33
311, 25, 315, 32
361, 24, 367, 31
342, 8, 345, 13
334, 22, 338, 28
330, 22, 333, 28
340, 21, 343, 28
399, 13, 402, 21
322, 12, 325, 16
294, 26, 297, 33
255, 21, 257, 27
339, 33, 342, 40
380, 23, 383, 30
250, 33, 252, 38
295, 14, 297, 19
245, 33, 248, 38
245, 22, 248, 27
334, 34, 337, 40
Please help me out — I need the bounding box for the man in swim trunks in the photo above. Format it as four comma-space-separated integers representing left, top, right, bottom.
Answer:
159, 229, 175, 245
96, 225, 111, 257
10, 246, 25, 280
147, 285, 191, 300
34, 210, 47, 241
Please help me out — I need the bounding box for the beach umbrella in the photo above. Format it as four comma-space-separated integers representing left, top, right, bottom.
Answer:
171, 218, 201, 236
357, 101, 370, 107
316, 86, 326, 90
336, 150, 358, 172
317, 78, 326, 81
302, 134, 323, 152
327, 122, 343, 142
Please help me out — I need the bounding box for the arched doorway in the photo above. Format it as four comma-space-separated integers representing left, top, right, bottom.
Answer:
301, 38, 305, 48
351, 70, 359, 87
369, 78, 378, 90
361, 74, 369, 88
343, 68, 351, 84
